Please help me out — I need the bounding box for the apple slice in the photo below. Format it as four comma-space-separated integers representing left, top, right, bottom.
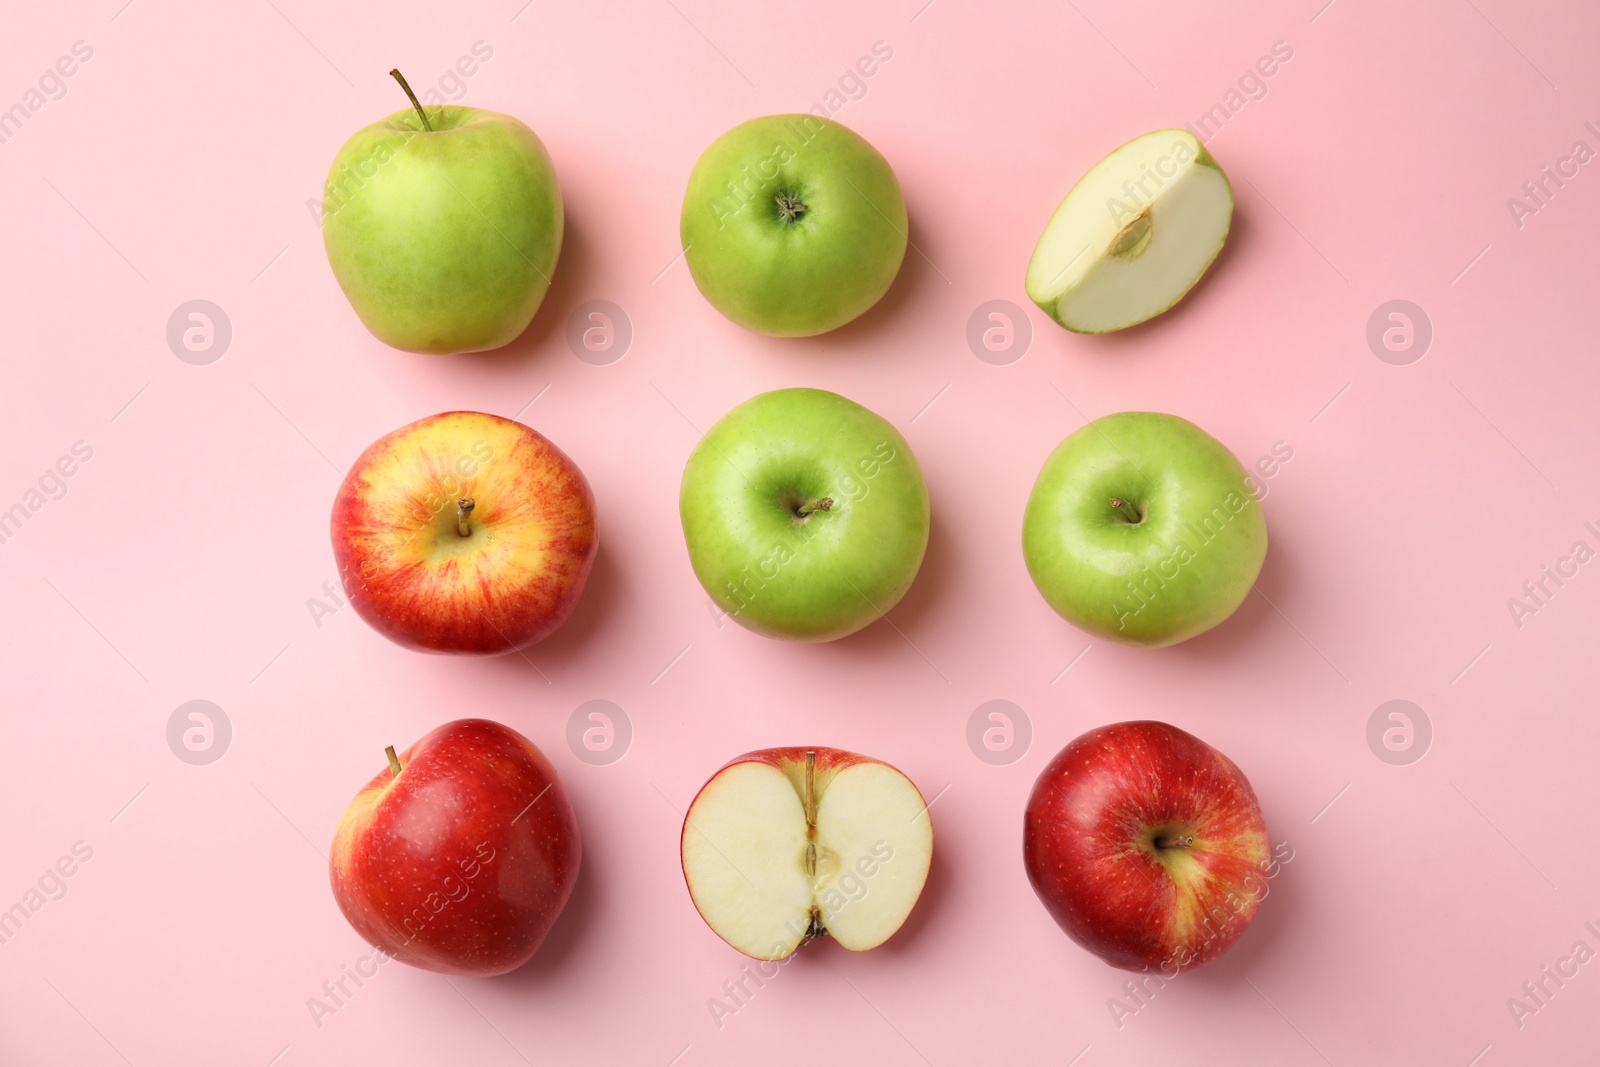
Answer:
1026, 129, 1233, 333
681, 748, 933, 960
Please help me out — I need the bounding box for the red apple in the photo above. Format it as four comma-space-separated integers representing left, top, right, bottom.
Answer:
1024, 720, 1270, 973
329, 718, 581, 976
331, 411, 597, 654
681, 747, 933, 960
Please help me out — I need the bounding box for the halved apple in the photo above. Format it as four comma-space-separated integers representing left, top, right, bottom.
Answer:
1026, 128, 1233, 334
680, 748, 933, 960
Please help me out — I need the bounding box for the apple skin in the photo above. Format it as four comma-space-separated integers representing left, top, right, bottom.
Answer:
323, 104, 562, 354
679, 388, 929, 641
694, 746, 876, 793
1024, 721, 1270, 974
680, 114, 907, 336
1022, 411, 1265, 647
332, 411, 597, 654
329, 719, 581, 976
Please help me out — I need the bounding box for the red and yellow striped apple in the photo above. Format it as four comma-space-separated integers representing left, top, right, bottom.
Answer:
1024, 720, 1270, 973
331, 411, 597, 654
329, 718, 581, 976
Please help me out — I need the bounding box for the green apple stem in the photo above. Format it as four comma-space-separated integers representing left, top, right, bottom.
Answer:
774, 191, 808, 224
385, 745, 403, 777
388, 68, 434, 132
456, 498, 475, 537
1155, 835, 1193, 849
796, 497, 833, 517
1110, 497, 1143, 524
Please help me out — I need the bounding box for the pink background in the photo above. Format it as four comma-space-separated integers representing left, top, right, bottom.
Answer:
2, 0, 1597, 1063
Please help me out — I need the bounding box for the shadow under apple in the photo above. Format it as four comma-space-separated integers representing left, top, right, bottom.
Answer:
1177, 847, 1302, 988
782, 209, 945, 354
479, 541, 623, 686
481, 844, 601, 991
1161, 522, 1292, 671
792, 507, 956, 674
852, 827, 953, 961
454, 206, 592, 369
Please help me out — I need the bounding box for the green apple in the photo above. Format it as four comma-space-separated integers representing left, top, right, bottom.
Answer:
680, 388, 929, 641
1026, 129, 1232, 334
1022, 412, 1266, 647
322, 71, 562, 354
680, 115, 907, 337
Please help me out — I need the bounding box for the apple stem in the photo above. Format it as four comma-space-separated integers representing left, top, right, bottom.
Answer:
803, 751, 818, 879
388, 68, 434, 132
1155, 835, 1193, 849
456, 498, 475, 537
774, 192, 808, 224
796, 497, 833, 518
385, 745, 402, 777
1110, 497, 1142, 525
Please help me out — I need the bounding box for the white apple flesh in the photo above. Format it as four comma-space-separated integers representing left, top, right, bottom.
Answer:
681, 748, 932, 960
1026, 128, 1232, 333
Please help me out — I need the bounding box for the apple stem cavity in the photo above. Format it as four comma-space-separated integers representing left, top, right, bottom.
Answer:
385, 744, 403, 777
456, 497, 476, 537
388, 68, 434, 132
1110, 497, 1144, 525
774, 191, 809, 224
1154, 834, 1194, 850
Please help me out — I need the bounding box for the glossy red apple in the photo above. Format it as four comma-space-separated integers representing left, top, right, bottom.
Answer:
1024, 720, 1270, 973
681, 747, 933, 960
330, 718, 581, 976
331, 411, 597, 654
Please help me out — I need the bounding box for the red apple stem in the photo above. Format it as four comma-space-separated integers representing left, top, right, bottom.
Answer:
1155, 835, 1194, 849
385, 745, 402, 777
796, 497, 833, 517
388, 69, 434, 132
456, 498, 475, 537
1110, 497, 1142, 524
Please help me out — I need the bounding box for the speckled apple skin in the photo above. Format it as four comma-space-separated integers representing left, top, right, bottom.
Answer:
331, 411, 598, 655
1023, 720, 1269, 973
329, 719, 581, 976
